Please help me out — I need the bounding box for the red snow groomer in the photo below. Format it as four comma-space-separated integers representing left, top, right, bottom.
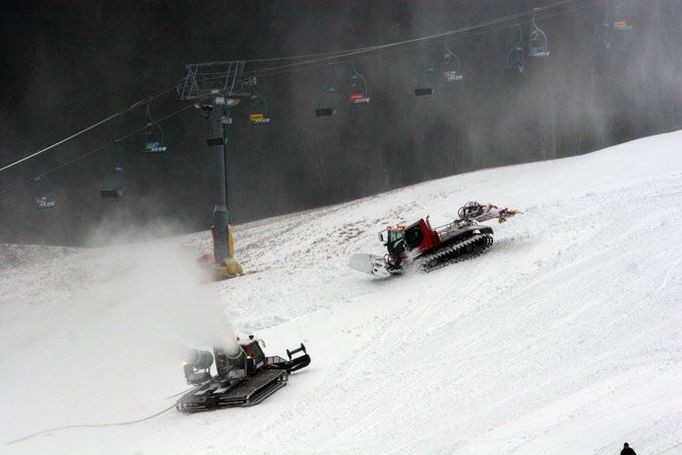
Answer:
176, 335, 310, 413
350, 201, 521, 276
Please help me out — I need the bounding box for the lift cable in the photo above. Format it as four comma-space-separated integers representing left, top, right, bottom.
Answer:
191, 0, 603, 86
0, 0, 600, 180
0, 84, 181, 175
205, 0, 589, 72
239, 0, 598, 78
0, 104, 193, 196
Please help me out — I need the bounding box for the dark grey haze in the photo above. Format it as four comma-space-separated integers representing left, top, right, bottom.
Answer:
1, 0, 680, 245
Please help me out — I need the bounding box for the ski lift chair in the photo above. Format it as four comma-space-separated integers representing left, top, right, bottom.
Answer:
349, 65, 370, 104
596, 0, 631, 49
595, 18, 612, 49
612, 1, 632, 31
315, 106, 336, 117
529, 9, 550, 58
100, 143, 125, 199
415, 65, 436, 96
33, 175, 56, 209
143, 102, 167, 153
442, 45, 464, 82
613, 20, 632, 31
248, 92, 271, 125
315, 86, 337, 117
315, 66, 338, 117
414, 87, 435, 96
506, 25, 527, 74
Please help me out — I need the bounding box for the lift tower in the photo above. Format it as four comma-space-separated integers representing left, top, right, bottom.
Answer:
179, 61, 251, 278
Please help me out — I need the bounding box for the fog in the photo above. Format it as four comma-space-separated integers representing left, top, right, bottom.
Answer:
0, 226, 235, 436
0, 0, 680, 245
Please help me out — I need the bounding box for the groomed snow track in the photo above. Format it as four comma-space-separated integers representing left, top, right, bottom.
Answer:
2, 131, 682, 454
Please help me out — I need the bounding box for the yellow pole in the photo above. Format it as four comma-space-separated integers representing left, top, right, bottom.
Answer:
221, 225, 243, 276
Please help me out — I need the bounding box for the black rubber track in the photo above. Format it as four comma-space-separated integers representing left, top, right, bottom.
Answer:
418, 233, 494, 272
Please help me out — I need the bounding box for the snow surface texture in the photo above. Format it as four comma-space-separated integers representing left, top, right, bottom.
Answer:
1, 131, 681, 454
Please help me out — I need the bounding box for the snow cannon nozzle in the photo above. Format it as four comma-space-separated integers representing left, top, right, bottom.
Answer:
184, 349, 214, 384
188, 349, 214, 370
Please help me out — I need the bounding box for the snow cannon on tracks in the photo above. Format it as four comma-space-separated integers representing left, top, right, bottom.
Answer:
350, 201, 521, 277
177, 336, 310, 413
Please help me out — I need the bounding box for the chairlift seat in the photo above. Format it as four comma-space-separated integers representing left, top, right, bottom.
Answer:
613, 20, 631, 31
249, 113, 271, 125
34, 196, 56, 209
315, 107, 336, 117
100, 188, 124, 199
145, 141, 167, 153
350, 92, 370, 104
529, 47, 550, 58
443, 71, 463, 82
414, 87, 435, 97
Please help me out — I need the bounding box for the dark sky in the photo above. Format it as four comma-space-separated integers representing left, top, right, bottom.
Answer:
0, 0, 680, 245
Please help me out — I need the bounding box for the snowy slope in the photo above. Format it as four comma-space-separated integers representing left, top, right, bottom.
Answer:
1, 131, 681, 454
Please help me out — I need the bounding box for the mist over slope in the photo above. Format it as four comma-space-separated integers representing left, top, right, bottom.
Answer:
2, 1, 680, 245
1, 130, 681, 453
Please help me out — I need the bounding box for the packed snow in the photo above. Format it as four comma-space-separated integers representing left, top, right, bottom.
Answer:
1, 131, 681, 454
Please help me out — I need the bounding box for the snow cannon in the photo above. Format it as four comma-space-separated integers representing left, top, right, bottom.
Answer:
183, 349, 214, 384
188, 349, 214, 369
176, 335, 311, 413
